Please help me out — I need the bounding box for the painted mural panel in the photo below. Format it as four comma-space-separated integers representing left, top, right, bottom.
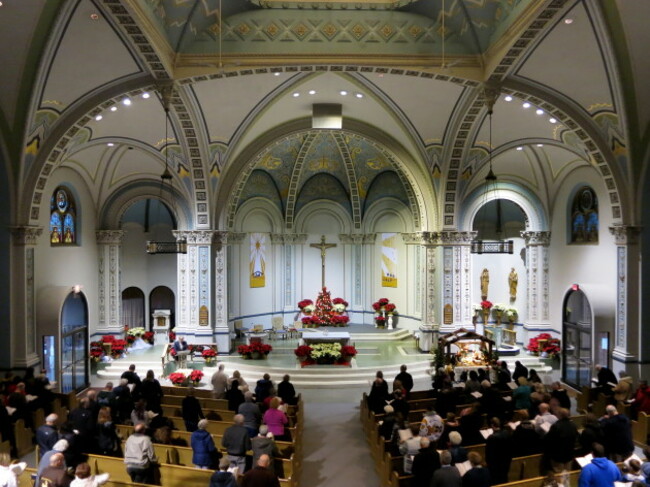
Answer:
250, 233, 266, 288
381, 232, 398, 288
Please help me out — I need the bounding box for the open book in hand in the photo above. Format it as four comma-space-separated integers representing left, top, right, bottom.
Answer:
575, 453, 593, 468
479, 428, 493, 439
455, 460, 472, 477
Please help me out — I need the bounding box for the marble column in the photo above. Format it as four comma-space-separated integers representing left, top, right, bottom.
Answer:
402, 232, 440, 329
521, 231, 551, 332
96, 230, 125, 336
339, 234, 365, 319
10, 226, 43, 368
173, 230, 218, 344
213, 231, 233, 354
609, 225, 641, 363
439, 231, 475, 333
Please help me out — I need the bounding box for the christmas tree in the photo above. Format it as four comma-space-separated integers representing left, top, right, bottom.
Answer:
315, 287, 334, 324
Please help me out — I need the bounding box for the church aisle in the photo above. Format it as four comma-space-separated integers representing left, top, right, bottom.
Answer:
300, 394, 379, 487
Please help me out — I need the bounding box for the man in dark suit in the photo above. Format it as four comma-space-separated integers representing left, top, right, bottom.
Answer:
394, 364, 414, 396
411, 437, 441, 487
543, 408, 579, 473
431, 450, 461, 487
485, 417, 515, 485
600, 405, 634, 461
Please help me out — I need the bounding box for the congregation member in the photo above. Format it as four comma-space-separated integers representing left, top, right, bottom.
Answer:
431, 450, 461, 487
513, 376, 533, 412
479, 380, 510, 424
239, 391, 262, 437
411, 437, 440, 487
578, 413, 605, 456
447, 431, 468, 465
241, 454, 280, 487
182, 386, 205, 432
191, 419, 219, 469
36, 413, 59, 455
96, 382, 116, 412
277, 375, 297, 406
251, 425, 280, 475
613, 370, 634, 403
458, 402, 485, 447
622, 459, 645, 483
40, 453, 72, 487
512, 411, 542, 456
398, 424, 422, 475
533, 403, 558, 435
485, 417, 514, 485
549, 381, 571, 412
36, 440, 68, 487
209, 457, 238, 487
112, 378, 134, 424
0, 452, 26, 487
464, 370, 481, 394
512, 361, 528, 383
528, 369, 542, 384
69, 462, 109, 487
222, 414, 252, 474
631, 380, 650, 419
543, 408, 579, 473
120, 364, 142, 398
594, 364, 617, 396
368, 370, 390, 415
139, 370, 164, 414
389, 388, 409, 419
394, 365, 414, 397
69, 398, 97, 455
378, 405, 396, 441
228, 370, 249, 390
211, 364, 229, 399
123, 422, 157, 484
263, 397, 289, 441
578, 443, 622, 487
130, 399, 151, 429
419, 408, 444, 443
462, 451, 490, 487
95, 407, 120, 457
600, 404, 634, 461
255, 373, 274, 405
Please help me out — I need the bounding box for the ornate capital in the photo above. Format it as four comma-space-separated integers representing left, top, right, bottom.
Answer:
284, 233, 308, 245
172, 230, 218, 245
96, 230, 125, 245
609, 225, 641, 245
269, 233, 284, 244
226, 232, 247, 245
401, 232, 425, 245
440, 231, 476, 245
521, 231, 551, 246
339, 234, 365, 244
362, 233, 377, 244
11, 226, 43, 246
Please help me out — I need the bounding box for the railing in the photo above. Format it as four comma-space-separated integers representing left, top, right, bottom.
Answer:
160, 343, 218, 377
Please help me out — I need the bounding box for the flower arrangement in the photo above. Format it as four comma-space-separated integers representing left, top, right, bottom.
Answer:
298, 299, 315, 313
142, 331, 154, 344
375, 316, 387, 327
480, 300, 493, 310
332, 297, 348, 307
294, 345, 313, 358
384, 303, 397, 314
111, 339, 127, 358
126, 334, 136, 345
189, 369, 204, 383
340, 345, 357, 358
372, 298, 390, 312
168, 331, 176, 342
505, 306, 518, 322
527, 333, 561, 358
310, 343, 342, 363
492, 303, 506, 319
126, 327, 146, 338
238, 341, 273, 359
169, 372, 187, 385
102, 335, 116, 343
90, 341, 104, 362
330, 314, 350, 325
302, 315, 321, 326
202, 348, 217, 359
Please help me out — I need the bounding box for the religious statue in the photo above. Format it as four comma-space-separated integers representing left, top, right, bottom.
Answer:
480, 268, 489, 300
509, 267, 518, 300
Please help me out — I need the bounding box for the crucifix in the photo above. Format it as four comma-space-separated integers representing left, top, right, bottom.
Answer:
310, 235, 337, 289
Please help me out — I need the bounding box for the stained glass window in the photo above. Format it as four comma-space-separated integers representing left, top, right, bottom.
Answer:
570, 186, 598, 244
50, 187, 77, 245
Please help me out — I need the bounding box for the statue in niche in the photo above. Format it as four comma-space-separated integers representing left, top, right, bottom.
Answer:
509, 268, 518, 300
480, 268, 489, 301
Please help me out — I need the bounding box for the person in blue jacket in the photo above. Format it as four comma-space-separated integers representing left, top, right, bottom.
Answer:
578, 442, 623, 487
190, 419, 219, 469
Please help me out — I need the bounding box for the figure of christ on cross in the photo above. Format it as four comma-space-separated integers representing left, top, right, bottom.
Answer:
310, 235, 337, 289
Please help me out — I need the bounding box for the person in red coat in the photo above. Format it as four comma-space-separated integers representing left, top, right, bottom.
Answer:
631, 380, 650, 419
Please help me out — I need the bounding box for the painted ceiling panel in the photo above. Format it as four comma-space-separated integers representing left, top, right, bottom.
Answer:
192, 72, 287, 143
108, 147, 164, 189
238, 169, 284, 215
359, 73, 464, 146
535, 144, 589, 184
84, 94, 168, 148
516, 2, 614, 115
298, 132, 347, 188
41, 0, 141, 110
0, 1, 44, 124
614, 0, 650, 138
62, 143, 109, 191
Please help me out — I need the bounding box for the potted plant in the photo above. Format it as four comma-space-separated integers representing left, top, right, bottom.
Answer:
375, 316, 387, 328
202, 348, 217, 365
298, 299, 315, 315
111, 339, 127, 359
310, 343, 342, 364
142, 331, 155, 345
294, 345, 313, 362
169, 372, 187, 386
189, 369, 204, 386
340, 345, 357, 362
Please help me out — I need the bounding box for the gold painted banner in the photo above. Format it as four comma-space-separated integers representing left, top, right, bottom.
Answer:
381, 232, 398, 288
250, 233, 266, 288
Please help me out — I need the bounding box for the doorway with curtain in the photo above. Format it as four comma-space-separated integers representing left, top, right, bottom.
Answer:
562, 288, 593, 389
61, 291, 88, 393
149, 286, 175, 330
122, 287, 145, 329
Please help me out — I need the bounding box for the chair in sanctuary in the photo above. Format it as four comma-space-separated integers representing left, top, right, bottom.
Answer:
271, 316, 288, 340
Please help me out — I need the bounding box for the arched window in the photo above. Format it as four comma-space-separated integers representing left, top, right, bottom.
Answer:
569, 186, 598, 244
50, 186, 77, 245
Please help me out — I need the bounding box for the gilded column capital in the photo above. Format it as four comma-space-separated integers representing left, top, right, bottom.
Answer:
11, 226, 43, 246
96, 230, 126, 245
521, 231, 551, 246
609, 225, 641, 245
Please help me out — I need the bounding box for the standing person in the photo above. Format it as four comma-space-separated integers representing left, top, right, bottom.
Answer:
512, 361, 529, 384
631, 380, 650, 419
36, 413, 59, 455
211, 364, 229, 399
419, 409, 445, 443
228, 370, 249, 390
549, 382, 571, 412
95, 407, 120, 457
139, 370, 163, 414
394, 365, 414, 397
182, 386, 204, 432
40, 453, 72, 487
112, 378, 133, 424
36, 440, 68, 487
431, 451, 461, 487
255, 374, 274, 405
239, 391, 262, 437
227, 379, 246, 413
485, 417, 515, 486
209, 457, 238, 487
543, 408, 579, 474
123, 423, 157, 484
613, 371, 634, 403
241, 454, 280, 487
594, 364, 617, 395
69, 463, 109, 487
578, 443, 623, 487
600, 405, 634, 461
411, 437, 440, 487
277, 375, 296, 406
368, 371, 389, 415
263, 397, 289, 441
251, 425, 280, 475
0, 452, 26, 487
190, 419, 218, 469
120, 364, 142, 399
462, 452, 491, 487
69, 398, 96, 455
221, 414, 252, 475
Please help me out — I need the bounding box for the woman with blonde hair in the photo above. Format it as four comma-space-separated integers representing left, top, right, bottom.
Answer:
70, 462, 109, 487
263, 397, 289, 441
96, 406, 120, 456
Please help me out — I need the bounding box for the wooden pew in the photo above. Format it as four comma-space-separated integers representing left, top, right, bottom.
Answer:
14, 419, 34, 457
160, 404, 235, 422
161, 395, 229, 410
633, 411, 650, 446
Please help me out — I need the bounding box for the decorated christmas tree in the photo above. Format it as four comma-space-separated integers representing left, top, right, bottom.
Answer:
315, 287, 334, 323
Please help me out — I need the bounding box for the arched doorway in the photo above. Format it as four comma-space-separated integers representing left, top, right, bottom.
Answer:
150, 286, 175, 330
61, 291, 89, 393
122, 287, 145, 329
562, 287, 593, 389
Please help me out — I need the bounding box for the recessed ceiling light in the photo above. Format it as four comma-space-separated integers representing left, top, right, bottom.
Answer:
340, 90, 348, 96
308, 90, 316, 95
90, 13, 99, 21
0, 2, 4, 7
549, 118, 557, 124
536, 109, 544, 115
355, 93, 363, 99
292, 92, 300, 97
564, 18, 574, 24
107, 143, 114, 147
504, 95, 513, 102
142, 92, 150, 99
95, 115, 103, 121
522, 102, 531, 109
516, 146, 523, 151
274, 72, 281, 76
537, 144, 544, 147
122, 98, 131, 106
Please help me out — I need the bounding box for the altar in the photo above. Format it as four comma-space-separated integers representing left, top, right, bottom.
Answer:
300, 330, 350, 347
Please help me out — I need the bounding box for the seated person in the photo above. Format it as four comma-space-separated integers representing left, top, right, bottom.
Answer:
173, 336, 189, 358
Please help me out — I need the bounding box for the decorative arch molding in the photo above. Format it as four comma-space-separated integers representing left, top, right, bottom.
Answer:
293, 200, 353, 236
218, 118, 435, 232
99, 181, 193, 230
460, 182, 547, 233
233, 197, 285, 233
362, 198, 414, 234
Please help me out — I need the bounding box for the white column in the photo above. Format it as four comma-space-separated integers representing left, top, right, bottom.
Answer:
362, 233, 377, 325
10, 226, 42, 368
339, 234, 365, 321
214, 231, 232, 354
96, 230, 125, 335
521, 231, 551, 333
609, 225, 641, 363
403, 232, 439, 329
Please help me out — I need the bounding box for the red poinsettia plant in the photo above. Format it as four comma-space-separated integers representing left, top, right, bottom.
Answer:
294, 345, 313, 358
238, 342, 273, 358
341, 345, 358, 357
384, 303, 397, 313
527, 333, 561, 357
202, 348, 217, 359
297, 299, 314, 310
375, 316, 387, 326
90, 342, 104, 362
168, 331, 176, 342
189, 370, 204, 382
331, 315, 350, 325
102, 335, 115, 343
481, 300, 493, 310
332, 297, 349, 307
169, 372, 187, 385
111, 339, 127, 357
372, 298, 390, 311
142, 331, 154, 344
302, 316, 321, 325
126, 335, 136, 345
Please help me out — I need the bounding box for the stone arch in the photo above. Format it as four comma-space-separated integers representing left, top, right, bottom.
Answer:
294, 200, 353, 235
233, 197, 284, 233
362, 198, 414, 234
